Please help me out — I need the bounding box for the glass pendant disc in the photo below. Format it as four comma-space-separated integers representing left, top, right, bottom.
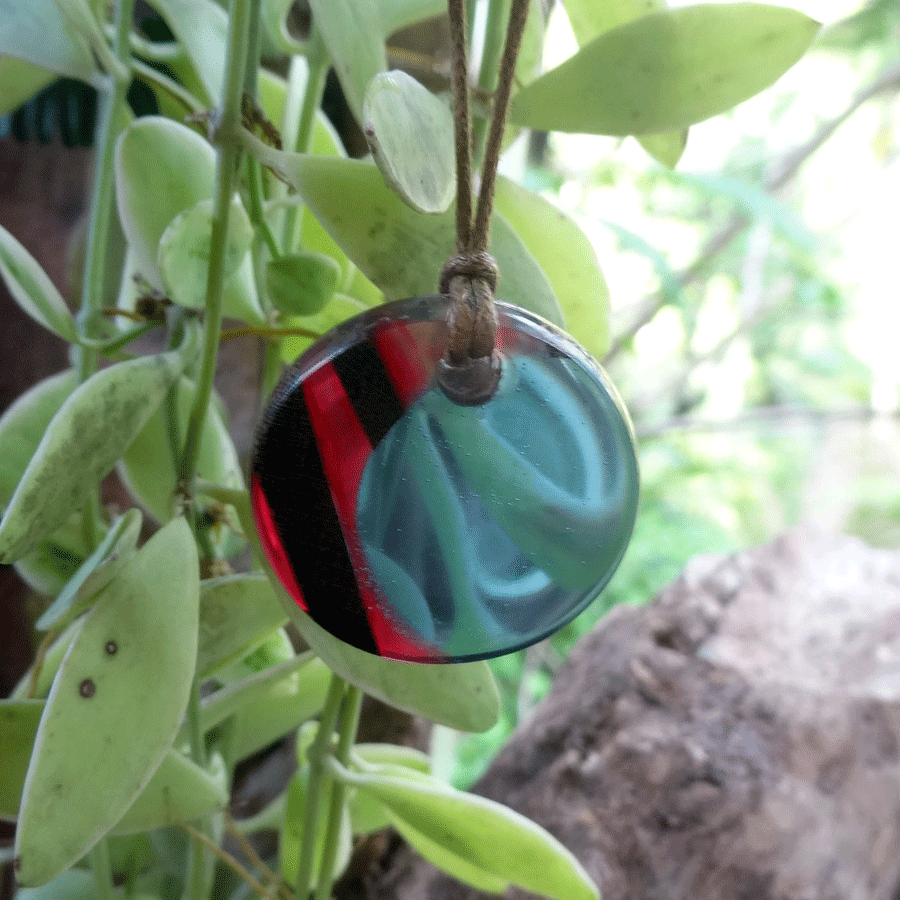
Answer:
251, 295, 639, 662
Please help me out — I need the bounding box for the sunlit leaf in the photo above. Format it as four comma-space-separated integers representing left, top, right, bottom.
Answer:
15, 518, 199, 886
510, 4, 820, 134
266, 252, 341, 316
563, 0, 662, 44
364, 70, 455, 214
344, 767, 598, 900
494, 177, 610, 357
244, 141, 563, 326
636, 130, 688, 168
0, 57, 55, 116
309, 0, 386, 121
0, 351, 185, 563
0, 225, 77, 342
145, 0, 227, 104
119, 376, 244, 524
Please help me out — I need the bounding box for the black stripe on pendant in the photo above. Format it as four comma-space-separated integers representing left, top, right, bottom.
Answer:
252, 375, 379, 655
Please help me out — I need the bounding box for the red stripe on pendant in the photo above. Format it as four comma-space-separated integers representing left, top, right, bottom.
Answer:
372, 322, 434, 406
302, 360, 435, 661
251, 474, 306, 609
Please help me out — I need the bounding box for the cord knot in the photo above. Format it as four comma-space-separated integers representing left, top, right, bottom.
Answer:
438, 251, 499, 295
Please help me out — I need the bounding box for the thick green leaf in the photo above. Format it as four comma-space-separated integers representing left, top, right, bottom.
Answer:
0, 57, 55, 116
0, 225, 77, 342
345, 768, 598, 900
118, 376, 243, 524
637, 130, 688, 168
379, 0, 444, 36
158, 197, 254, 309
0, 700, 43, 820
0, 351, 185, 563
281, 767, 352, 887
354, 744, 431, 772
0, 370, 77, 508
14, 868, 98, 900
145, 0, 227, 104
0, 0, 99, 84
494, 177, 610, 358
15, 518, 200, 885
278, 294, 368, 363
245, 142, 563, 326
14, 514, 94, 599
266, 252, 341, 316
363, 70, 455, 214
36, 508, 142, 632
510, 4, 820, 135
261, 0, 304, 55
563, 0, 662, 43
309, 0, 386, 121
289, 606, 501, 732
197, 573, 288, 678
113, 750, 228, 834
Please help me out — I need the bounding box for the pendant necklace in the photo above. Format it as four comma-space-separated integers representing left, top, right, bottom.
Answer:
250, 0, 640, 662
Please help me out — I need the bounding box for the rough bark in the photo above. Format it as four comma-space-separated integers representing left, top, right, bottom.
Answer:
367, 528, 900, 900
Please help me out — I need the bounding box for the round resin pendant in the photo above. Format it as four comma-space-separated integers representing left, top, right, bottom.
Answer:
251, 295, 639, 662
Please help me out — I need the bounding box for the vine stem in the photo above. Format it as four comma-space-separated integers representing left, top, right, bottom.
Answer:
295, 675, 347, 898
76, 0, 136, 548
472, 0, 510, 164
178, 0, 255, 485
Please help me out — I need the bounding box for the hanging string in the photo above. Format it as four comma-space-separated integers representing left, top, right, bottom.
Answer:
439, 0, 531, 404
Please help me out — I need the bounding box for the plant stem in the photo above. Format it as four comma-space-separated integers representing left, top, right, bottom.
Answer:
90, 838, 115, 900
295, 674, 346, 899
76, 0, 136, 548
178, 0, 255, 485
314, 686, 363, 900
472, 0, 510, 164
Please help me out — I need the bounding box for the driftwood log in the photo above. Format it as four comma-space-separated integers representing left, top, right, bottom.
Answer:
367, 528, 900, 900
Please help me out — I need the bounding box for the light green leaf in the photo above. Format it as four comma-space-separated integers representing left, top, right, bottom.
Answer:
0, 225, 77, 342
563, 0, 662, 44
118, 376, 243, 525
636, 130, 688, 168
266, 252, 341, 316
379, 0, 444, 36
14, 514, 94, 599
14, 868, 98, 900
197, 573, 288, 678
113, 750, 228, 834
0, 370, 77, 508
345, 768, 598, 900
0, 351, 185, 563
354, 743, 432, 773
0, 57, 55, 116
0, 0, 99, 84
278, 294, 367, 363
245, 142, 563, 326
0, 699, 43, 820
158, 197, 254, 309
290, 606, 501, 732
36, 508, 142, 632
309, 0, 386, 121
510, 4, 820, 135
494, 177, 610, 358
15, 518, 200, 886
145, 0, 227, 104
363, 70, 454, 214
261, 0, 304, 55
281, 766, 352, 887
9, 622, 80, 701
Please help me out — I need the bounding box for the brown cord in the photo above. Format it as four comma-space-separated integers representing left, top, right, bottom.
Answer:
440, 0, 531, 403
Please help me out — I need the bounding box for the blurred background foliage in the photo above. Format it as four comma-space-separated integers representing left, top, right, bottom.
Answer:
448, 0, 900, 787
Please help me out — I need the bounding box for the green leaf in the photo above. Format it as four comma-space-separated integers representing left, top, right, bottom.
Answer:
14, 514, 94, 599
245, 142, 563, 326
379, 0, 444, 36
266, 252, 341, 316
0, 699, 43, 820
0, 0, 99, 84
278, 294, 368, 363
290, 606, 501, 732
118, 376, 243, 525
510, 4, 820, 135
15, 518, 200, 886
14, 868, 98, 900
494, 177, 610, 358
281, 767, 352, 887
35, 508, 142, 632
0, 370, 77, 508
197, 573, 288, 678
9, 622, 80, 702
0, 57, 55, 116
261, 0, 304, 55
562, 0, 663, 44
309, 0, 386, 121
636, 130, 688, 168
363, 70, 455, 214
158, 197, 254, 309
145, 0, 227, 104
354, 743, 432, 773
344, 768, 598, 900
0, 225, 77, 342
113, 750, 228, 834
0, 351, 185, 563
